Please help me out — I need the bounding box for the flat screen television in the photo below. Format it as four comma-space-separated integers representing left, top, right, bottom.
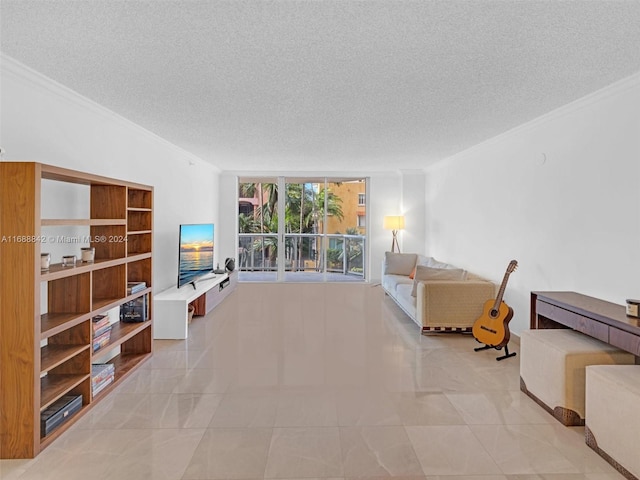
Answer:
177, 223, 214, 288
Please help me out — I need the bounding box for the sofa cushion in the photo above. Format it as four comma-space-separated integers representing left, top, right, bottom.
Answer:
382, 273, 414, 294
384, 252, 417, 276
416, 255, 434, 266
411, 265, 467, 296
424, 257, 456, 269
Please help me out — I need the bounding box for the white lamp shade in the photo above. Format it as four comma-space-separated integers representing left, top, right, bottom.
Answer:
383, 215, 405, 230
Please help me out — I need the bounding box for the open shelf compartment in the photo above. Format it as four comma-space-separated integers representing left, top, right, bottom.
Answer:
90, 184, 126, 219
46, 273, 91, 324
90, 225, 127, 260
92, 264, 126, 310
127, 188, 152, 210
40, 347, 91, 410
127, 257, 152, 287
127, 210, 152, 232
41, 320, 91, 373
127, 232, 152, 255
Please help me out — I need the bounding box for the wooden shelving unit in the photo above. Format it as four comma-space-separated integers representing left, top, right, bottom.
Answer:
0, 162, 154, 459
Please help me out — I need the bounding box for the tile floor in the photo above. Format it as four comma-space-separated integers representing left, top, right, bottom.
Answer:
0, 283, 623, 479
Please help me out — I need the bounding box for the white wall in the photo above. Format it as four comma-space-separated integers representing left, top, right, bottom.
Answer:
370, 172, 404, 280
400, 170, 426, 255
425, 74, 640, 335
0, 55, 220, 291
216, 171, 407, 282
217, 172, 238, 268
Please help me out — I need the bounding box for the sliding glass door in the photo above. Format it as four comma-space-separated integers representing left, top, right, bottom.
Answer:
238, 177, 367, 282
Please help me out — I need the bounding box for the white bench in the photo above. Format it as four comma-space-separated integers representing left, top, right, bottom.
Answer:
586, 365, 640, 480
520, 329, 635, 426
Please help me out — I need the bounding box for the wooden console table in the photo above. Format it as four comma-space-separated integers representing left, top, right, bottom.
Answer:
531, 291, 640, 358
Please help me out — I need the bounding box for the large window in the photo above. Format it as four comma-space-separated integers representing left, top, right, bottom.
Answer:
237, 177, 367, 282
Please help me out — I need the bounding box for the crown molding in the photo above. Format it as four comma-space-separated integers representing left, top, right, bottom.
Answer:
428, 71, 640, 171
0, 53, 216, 171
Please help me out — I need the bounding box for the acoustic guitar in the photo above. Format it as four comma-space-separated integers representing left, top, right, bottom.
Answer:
472, 260, 518, 348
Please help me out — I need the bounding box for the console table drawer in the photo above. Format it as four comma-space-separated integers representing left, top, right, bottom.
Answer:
609, 327, 640, 356
536, 300, 609, 342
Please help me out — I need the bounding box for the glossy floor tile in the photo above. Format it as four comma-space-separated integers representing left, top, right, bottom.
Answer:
0, 284, 624, 479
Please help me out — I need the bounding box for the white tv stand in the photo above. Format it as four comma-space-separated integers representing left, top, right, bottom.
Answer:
154, 271, 237, 339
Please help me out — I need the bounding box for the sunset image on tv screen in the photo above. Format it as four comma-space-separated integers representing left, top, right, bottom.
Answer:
178, 224, 214, 286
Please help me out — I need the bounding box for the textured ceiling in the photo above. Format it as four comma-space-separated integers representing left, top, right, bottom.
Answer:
2, 0, 640, 172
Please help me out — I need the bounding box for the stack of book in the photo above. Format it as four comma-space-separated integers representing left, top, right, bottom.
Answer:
91, 363, 115, 397
92, 314, 112, 352
127, 281, 147, 295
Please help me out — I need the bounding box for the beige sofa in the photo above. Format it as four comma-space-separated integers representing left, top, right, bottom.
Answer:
381, 252, 496, 334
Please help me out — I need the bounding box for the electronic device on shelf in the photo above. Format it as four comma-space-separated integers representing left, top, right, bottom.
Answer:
225, 257, 235, 272
40, 395, 83, 438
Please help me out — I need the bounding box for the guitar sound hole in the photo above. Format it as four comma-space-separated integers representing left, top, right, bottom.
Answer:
490, 309, 499, 318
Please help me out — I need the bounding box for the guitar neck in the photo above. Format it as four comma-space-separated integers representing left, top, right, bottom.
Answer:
492, 271, 511, 311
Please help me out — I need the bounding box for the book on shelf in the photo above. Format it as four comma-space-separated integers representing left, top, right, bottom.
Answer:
93, 323, 112, 338
127, 281, 147, 295
120, 293, 148, 323
91, 363, 115, 383
92, 330, 112, 352
92, 374, 114, 396
91, 363, 115, 396
92, 314, 110, 333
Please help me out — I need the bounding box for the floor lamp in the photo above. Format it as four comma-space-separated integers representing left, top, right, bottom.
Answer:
383, 215, 405, 253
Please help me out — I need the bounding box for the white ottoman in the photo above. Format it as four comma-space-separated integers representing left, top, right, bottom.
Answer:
520, 329, 635, 426
586, 365, 640, 480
